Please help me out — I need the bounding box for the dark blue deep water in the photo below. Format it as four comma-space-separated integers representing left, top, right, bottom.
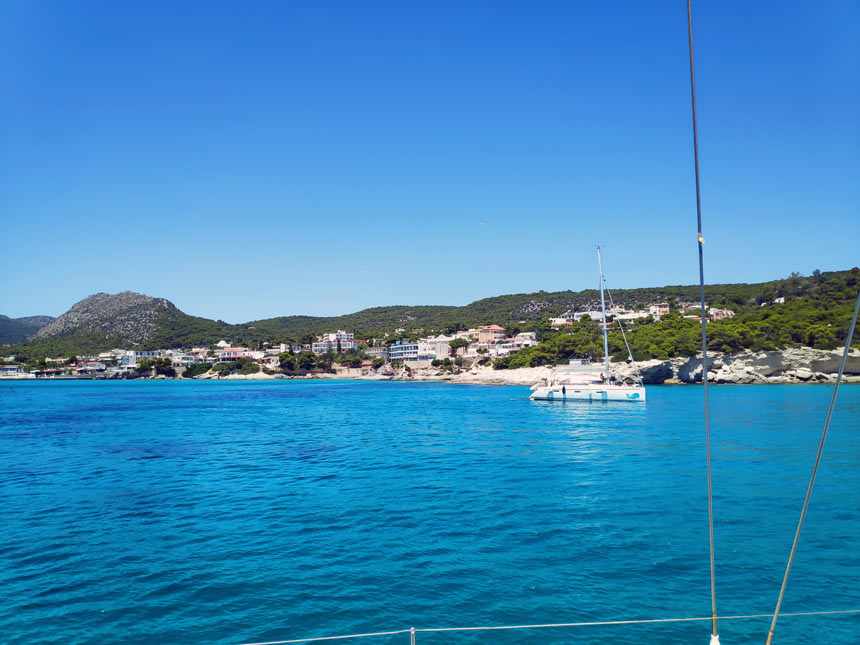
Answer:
1, 380, 858, 644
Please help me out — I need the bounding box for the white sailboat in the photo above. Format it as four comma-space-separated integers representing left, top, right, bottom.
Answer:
529, 247, 646, 402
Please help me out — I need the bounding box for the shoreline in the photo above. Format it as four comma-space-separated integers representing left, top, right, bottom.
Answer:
6, 374, 860, 387
4, 348, 859, 386
4, 373, 860, 386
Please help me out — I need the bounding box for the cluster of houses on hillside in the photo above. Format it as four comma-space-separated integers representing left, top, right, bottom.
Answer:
380, 326, 538, 365
262, 325, 539, 367
1, 324, 540, 377
2, 302, 743, 378
549, 303, 735, 327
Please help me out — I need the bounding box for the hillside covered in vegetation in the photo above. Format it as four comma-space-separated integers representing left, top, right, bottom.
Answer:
495, 269, 860, 368
4, 268, 858, 361
0, 315, 54, 344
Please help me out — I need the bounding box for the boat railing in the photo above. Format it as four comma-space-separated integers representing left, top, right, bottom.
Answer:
239, 608, 860, 644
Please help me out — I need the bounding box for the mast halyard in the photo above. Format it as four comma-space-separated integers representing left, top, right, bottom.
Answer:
597, 246, 610, 381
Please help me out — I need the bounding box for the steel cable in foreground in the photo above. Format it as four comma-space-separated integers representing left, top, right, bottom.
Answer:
239, 608, 860, 644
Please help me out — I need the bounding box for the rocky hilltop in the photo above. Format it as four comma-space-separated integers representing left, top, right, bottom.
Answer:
32, 292, 174, 345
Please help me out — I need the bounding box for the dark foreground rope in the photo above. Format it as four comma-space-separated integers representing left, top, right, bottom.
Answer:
685, 0, 719, 640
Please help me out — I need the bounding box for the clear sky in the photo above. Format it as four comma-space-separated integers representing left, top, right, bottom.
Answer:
1, 1, 858, 322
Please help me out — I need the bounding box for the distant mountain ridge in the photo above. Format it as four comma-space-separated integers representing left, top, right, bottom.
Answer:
0, 315, 55, 344
5, 268, 858, 358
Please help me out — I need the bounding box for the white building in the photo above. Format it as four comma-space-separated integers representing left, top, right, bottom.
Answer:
76, 362, 106, 374
510, 332, 538, 349
322, 330, 354, 343
188, 348, 212, 362
454, 329, 479, 341
113, 350, 157, 367
216, 348, 251, 362
312, 340, 358, 354
274, 343, 307, 354
648, 303, 670, 318
366, 346, 389, 359
260, 355, 280, 368
550, 311, 577, 326
388, 341, 419, 361
418, 334, 455, 360
613, 311, 649, 322
552, 311, 603, 326
168, 352, 197, 367
709, 308, 736, 321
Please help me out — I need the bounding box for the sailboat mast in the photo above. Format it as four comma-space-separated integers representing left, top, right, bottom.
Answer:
597, 246, 610, 380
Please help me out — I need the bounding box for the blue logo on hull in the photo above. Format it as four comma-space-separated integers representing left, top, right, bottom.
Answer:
626, 392, 640, 399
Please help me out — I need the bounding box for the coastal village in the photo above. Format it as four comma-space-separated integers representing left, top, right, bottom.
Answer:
1, 302, 739, 379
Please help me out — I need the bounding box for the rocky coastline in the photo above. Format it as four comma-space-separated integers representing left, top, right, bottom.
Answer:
171, 346, 860, 386
9, 347, 858, 386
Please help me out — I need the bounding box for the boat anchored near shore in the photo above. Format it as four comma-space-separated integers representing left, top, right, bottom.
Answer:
530, 247, 646, 403
529, 359, 646, 402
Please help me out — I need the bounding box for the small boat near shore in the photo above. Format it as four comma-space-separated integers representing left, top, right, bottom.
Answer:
530, 247, 646, 403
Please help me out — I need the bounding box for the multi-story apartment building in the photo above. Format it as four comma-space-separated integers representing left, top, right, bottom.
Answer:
648, 303, 670, 318
321, 330, 354, 343
312, 340, 358, 354
388, 340, 419, 362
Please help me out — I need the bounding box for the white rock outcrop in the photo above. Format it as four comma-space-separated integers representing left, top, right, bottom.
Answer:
613, 347, 860, 385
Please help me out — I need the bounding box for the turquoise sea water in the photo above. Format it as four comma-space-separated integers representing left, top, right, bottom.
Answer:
1, 380, 858, 644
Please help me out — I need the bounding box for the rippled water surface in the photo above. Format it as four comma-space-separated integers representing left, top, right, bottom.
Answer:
1, 380, 858, 644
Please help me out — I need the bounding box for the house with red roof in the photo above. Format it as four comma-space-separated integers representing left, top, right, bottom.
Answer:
477, 324, 506, 344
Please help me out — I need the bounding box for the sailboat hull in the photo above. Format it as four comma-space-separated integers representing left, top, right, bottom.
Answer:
529, 385, 646, 402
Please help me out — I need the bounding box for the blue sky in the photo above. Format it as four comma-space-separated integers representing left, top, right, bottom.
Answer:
1, 1, 858, 322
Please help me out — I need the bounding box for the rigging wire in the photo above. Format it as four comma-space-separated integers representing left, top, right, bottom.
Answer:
602, 284, 645, 386
764, 288, 860, 645
685, 1, 719, 641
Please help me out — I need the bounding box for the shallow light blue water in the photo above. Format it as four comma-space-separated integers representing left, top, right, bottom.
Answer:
0, 380, 858, 644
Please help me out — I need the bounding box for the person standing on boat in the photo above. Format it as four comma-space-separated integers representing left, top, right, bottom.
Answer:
610, 373, 616, 386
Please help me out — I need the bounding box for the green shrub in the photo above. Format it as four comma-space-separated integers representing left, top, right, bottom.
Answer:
184, 362, 212, 378
279, 353, 297, 371
239, 362, 261, 375
136, 357, 175, 376
213, 362, 234, 375
296, 352, 317, 370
